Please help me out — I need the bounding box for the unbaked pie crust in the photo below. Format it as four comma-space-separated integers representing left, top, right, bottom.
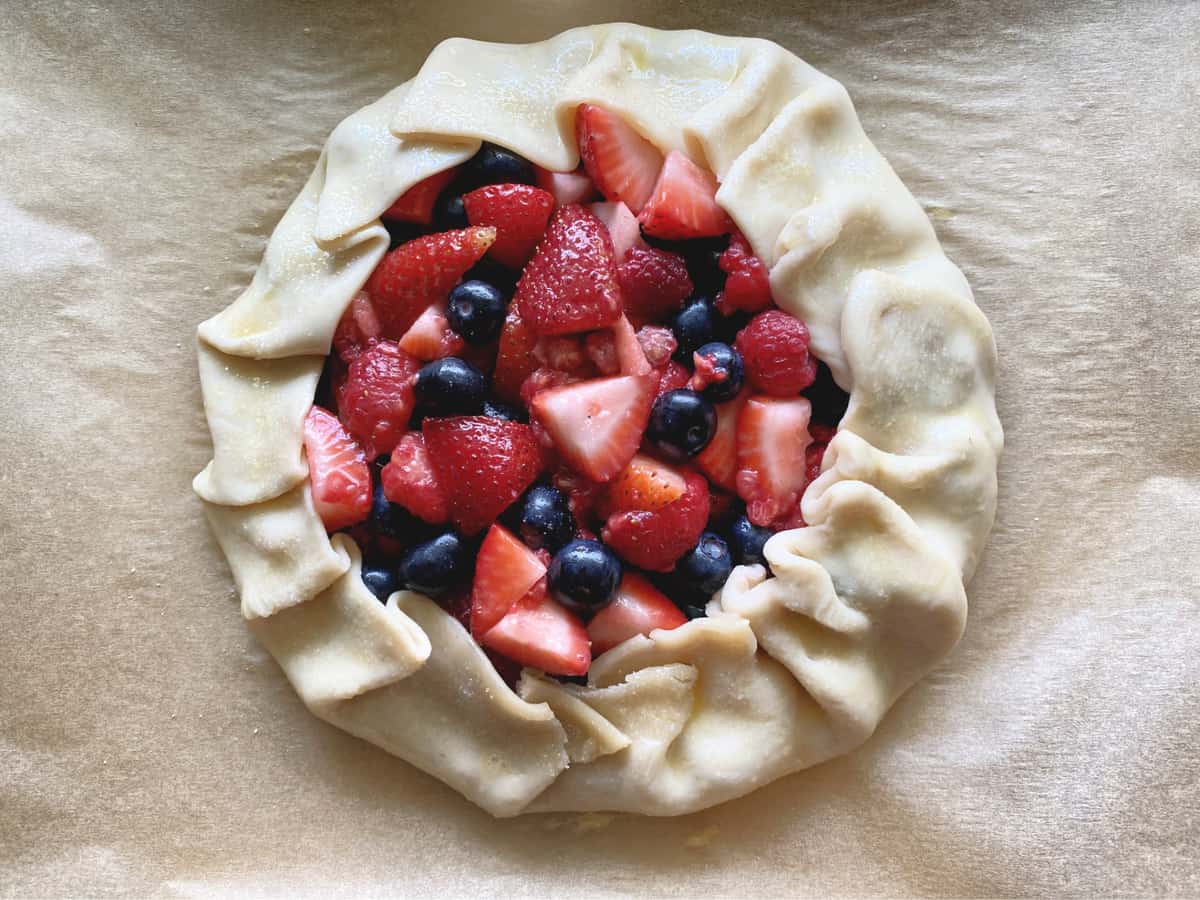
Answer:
194, 24, 1002, 816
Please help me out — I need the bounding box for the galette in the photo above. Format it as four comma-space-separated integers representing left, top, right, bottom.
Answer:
195, 24, 1001, 817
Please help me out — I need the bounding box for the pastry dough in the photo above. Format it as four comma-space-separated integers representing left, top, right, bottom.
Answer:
194, 24, 1001, 816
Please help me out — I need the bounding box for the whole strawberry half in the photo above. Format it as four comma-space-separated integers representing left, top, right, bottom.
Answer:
303, 406, 372, 532
602, 469, 710, 571
335, 340, 420, 460
617, 244, 693, 322
422, 416, 542, 535
366, 226, 496, 339
464, 183, 554, 268
515, 204, 623, 336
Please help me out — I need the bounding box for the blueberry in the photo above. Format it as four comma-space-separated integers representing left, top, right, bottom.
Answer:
520, 485, 575, 552
433, 191, 468, 230
447, 279, 507, 345
370, 482, 412, 540
676, 532, 734, 596
645, 389, 717, 460
680, 602, 708, 620
398, 530, 469, 596
692, 342, 744, 402
361, 565, 399, 602
414, 357, 487, 417
548, 539, 622, 617
729, 514, 772, 567
671, 297, 717, 361
482, 398, 526, 423
462, 142, 535, 189
802, 361, 850, 427
384, 219, 426, 250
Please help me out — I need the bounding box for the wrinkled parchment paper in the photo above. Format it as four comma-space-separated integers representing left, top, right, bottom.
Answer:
2, 1, 1198, 896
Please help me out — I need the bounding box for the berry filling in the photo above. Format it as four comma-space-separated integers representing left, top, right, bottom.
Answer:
306, 113, 850, 681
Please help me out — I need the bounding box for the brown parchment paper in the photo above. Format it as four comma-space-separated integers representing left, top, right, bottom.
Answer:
2, 1, 1198, 896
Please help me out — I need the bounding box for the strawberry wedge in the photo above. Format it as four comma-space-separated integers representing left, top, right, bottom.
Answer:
638, 150, 733, 240
576, 104, 664, 213
470, 524, 548, 637
735, 395, 813, 527
303, 406, 372, 532
531, 373, 657, 482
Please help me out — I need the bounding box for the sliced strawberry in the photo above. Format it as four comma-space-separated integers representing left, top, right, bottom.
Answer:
422, 416, 542, 535
716, 230, 774, 314
335, 340, 420, 460
366, 226, 496, 339
695, 390, 748, 491
535, 166, 598, 207
463, 183, 555, 268
603, 454, 687, 515
736, 395, 813, 527
612, 315, 652, 376
616, 245, 693, 321
380, 432, 448, 524
397, 301, 465, 362
655, 360, 691, 397
638, 150, 732, 241
382, 167, 460, 225
480, 580, 591, 676
332, 291, 382, 363
587, 573, 687, 655
493, 307, 539, 404
601, 470, 710, 571
470, 524, 548, 637
303, 406, 372, 532
590, 200, 643, 261
531, 373, 657, 483
515, 205, 623, 336
575, 104, 664, 213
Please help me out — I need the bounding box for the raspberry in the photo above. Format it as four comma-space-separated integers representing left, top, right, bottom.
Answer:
716, 231, 773, 314
734, 310, 817, 396
635, 325, 677, 368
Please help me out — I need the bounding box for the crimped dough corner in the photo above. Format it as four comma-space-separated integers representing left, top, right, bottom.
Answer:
194, 23, 1002, 817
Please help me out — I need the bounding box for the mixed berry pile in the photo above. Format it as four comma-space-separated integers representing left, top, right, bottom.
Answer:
303, 104, 848, 680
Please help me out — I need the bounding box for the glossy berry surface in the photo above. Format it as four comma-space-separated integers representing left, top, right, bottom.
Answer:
728, 514, 772, 566
690, 342, 744, 403
645, 389, 717, 460
398, 530, 469, 596
671, 296, 717, 361
361, 565, 399, 601
482, 398, 526, 422
369, 481, 413, 540
414, 357, 487, 417
734, 309, 818, 396
676, 531, 734, 596
446, 279, 508, 345
548, 539, 622, 617
462, 142, 535, 189
520, 485, 575, 552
